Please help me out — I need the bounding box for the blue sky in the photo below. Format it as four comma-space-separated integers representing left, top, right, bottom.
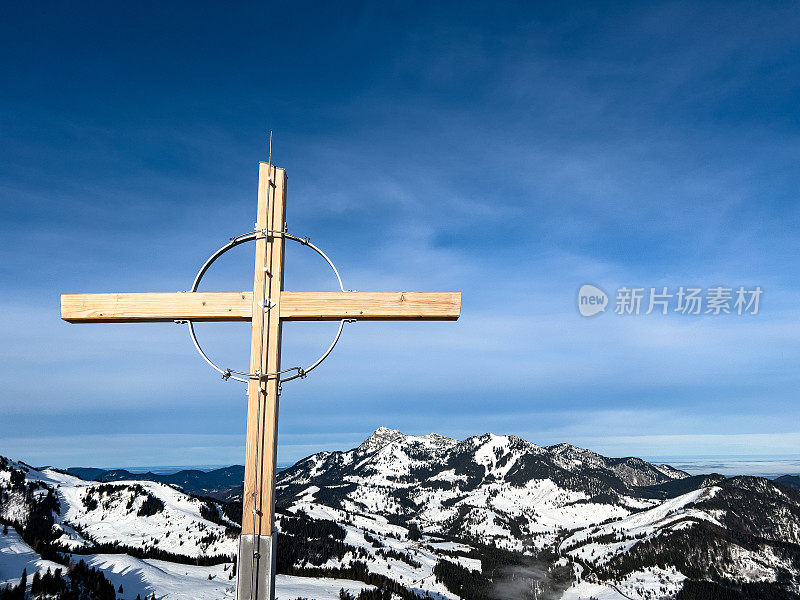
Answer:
1, 2, 800, 470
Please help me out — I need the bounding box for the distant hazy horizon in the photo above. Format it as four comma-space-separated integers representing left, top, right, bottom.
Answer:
53, 453, 800, 480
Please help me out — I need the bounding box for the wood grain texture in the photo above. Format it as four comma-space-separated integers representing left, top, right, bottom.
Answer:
280, 291, 461, 320
241, 163, 286, 537
61, 292, 461, 322
60, 292, 252, 322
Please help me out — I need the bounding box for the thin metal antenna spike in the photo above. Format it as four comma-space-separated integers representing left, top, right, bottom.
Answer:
267, 131, 273, 171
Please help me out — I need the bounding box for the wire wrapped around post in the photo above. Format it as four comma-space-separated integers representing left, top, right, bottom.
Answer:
180, 230, 354, 383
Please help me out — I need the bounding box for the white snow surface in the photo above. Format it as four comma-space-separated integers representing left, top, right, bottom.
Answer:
562, 486, 721, 566
11, 464, 238, 560
82, 554, 375, 600
0, 526, 63, 587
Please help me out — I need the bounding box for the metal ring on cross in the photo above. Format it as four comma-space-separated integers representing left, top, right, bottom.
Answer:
180, 230, 354, 384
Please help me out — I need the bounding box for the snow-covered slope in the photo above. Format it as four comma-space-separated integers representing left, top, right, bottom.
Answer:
0, 457, 236, 562
558, 476, 800, 599
282, 500, 468, 600
0, 526, 62, 587
0, 537, 374, 600
82, 554, 375, 600
560, 485, 721, 566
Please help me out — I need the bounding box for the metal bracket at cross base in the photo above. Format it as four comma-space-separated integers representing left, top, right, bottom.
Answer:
238, 534, 277, 600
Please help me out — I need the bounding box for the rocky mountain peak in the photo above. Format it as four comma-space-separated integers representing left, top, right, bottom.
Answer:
358, 427, 407, 452
546, 441, 583, 454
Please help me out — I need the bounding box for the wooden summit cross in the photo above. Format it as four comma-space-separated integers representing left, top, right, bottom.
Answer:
60, 161, 461, 600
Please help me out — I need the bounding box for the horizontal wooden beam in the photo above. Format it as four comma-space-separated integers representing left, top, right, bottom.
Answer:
61, 292, 252, 323
61, 292, 461, 323
281, 292, 461, 321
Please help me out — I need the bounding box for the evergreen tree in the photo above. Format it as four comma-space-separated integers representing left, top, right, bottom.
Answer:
18, 569, 27, 600
31, 571, 41, 596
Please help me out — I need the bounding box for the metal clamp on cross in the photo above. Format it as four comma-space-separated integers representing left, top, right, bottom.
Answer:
60, 158, 461, 600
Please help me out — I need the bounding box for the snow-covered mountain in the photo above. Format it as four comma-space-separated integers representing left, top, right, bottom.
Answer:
276, 428, 800, 598
277, 428, 693, 552
2, 429, 800, 599
0, 455, 237, 563
560, 476, 800, 599
0, 456, 374, 599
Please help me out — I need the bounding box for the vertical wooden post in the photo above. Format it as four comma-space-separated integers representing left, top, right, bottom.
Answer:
237, 162, 287, 600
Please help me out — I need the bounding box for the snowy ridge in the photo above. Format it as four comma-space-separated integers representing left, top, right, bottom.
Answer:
558, 477, 800, 599
560, 486, 722, 566
0, 458, 236, 562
